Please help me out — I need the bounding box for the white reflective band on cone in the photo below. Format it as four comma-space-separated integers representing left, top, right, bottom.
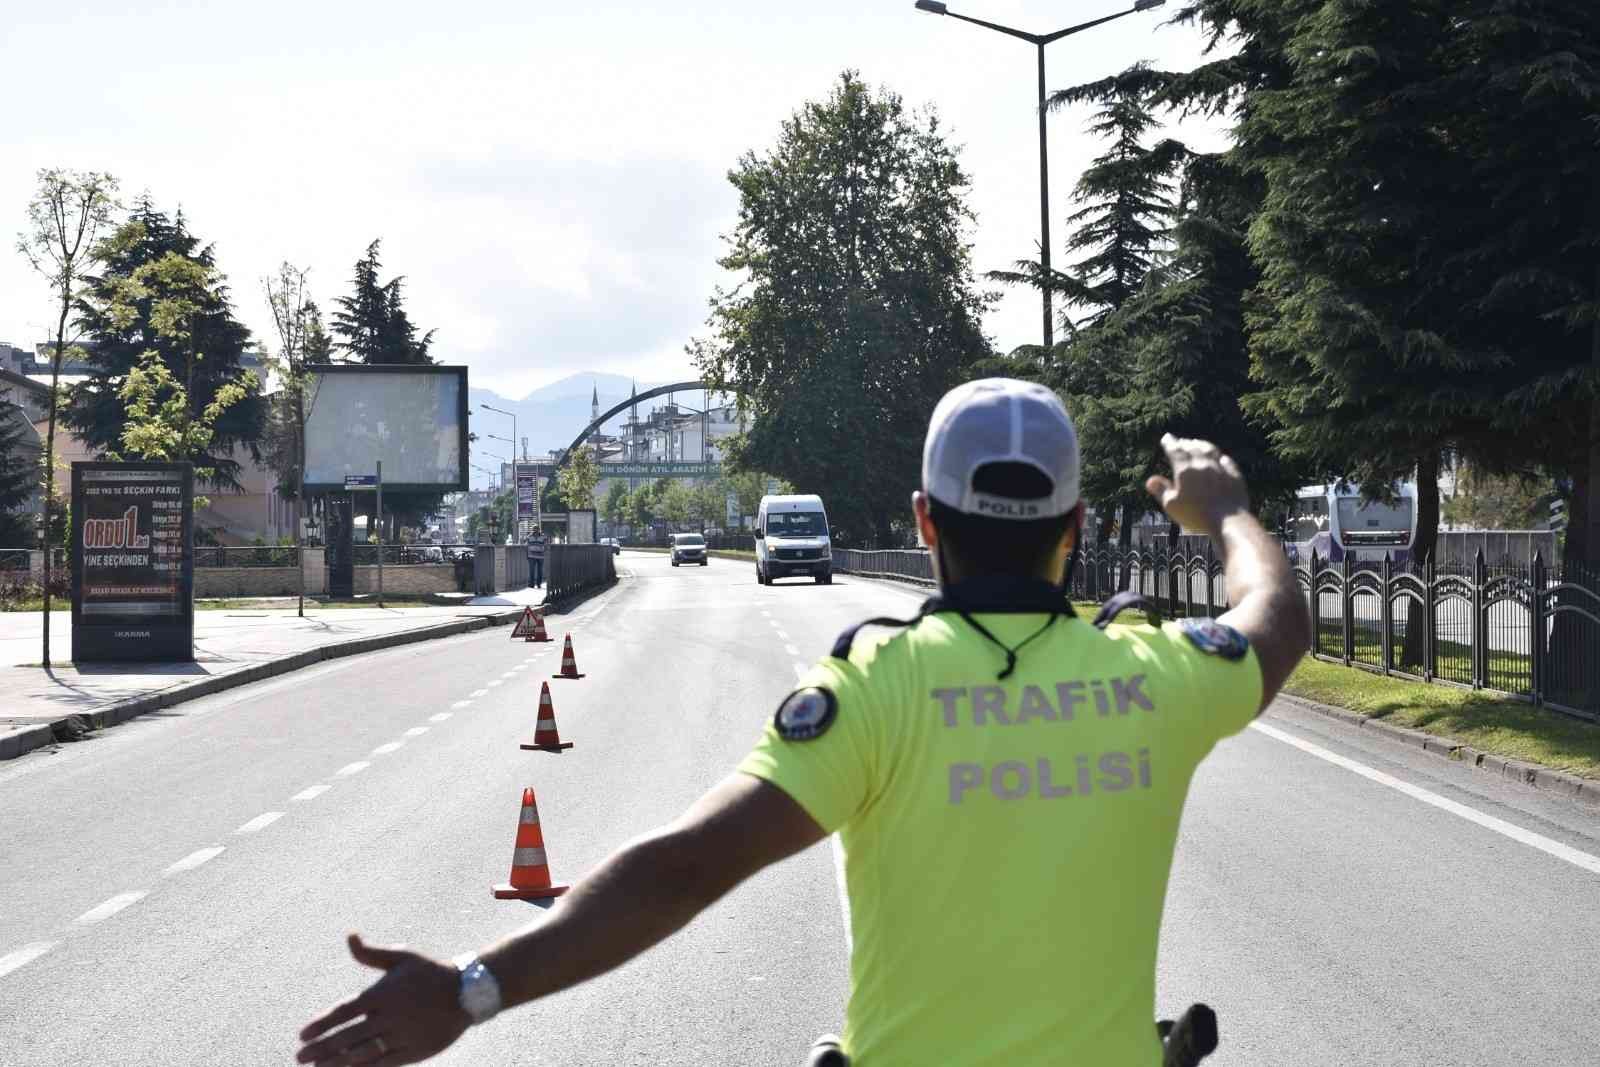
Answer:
512, 847, 547, 867
519, 807, 541, 824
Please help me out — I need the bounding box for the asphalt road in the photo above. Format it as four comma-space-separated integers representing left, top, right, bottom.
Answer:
2, 550, 1597, 1066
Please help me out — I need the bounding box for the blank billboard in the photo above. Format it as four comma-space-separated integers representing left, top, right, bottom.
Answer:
302, 365, 469, 492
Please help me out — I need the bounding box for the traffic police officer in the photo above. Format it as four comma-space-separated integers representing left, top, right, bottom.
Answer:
298, 379, 1310, 1067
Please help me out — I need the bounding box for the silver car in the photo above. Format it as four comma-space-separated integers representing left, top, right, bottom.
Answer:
671, 533, 708, 566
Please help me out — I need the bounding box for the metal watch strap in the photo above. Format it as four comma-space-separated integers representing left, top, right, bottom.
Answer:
453, 953, 503, 1025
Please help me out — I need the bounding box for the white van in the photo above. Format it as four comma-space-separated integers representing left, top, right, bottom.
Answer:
754, 494, 832, 585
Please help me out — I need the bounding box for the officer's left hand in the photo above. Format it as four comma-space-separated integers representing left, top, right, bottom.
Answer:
297, 934, 468, 1065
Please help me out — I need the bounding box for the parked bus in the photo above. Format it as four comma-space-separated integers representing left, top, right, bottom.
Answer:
1285, 482, 1418, 564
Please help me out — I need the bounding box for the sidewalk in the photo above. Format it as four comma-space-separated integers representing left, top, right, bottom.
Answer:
0, 587, 552, 760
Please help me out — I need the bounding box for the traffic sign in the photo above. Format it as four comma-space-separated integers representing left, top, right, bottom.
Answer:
344, 474, 378, 488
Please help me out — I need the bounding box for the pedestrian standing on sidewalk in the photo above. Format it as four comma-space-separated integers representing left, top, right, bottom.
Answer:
526, 528, 545, 587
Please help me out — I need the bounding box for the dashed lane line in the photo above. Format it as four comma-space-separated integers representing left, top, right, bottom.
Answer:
793, 663, 809, 682
235, 811, 285, 834
430, 713, 453, 722
74, 892, 147, 925
451, 701, 473, 710
404, 727, 429, 737
487, 680, 504, 688
0, 942, 55, 979
292, 784, 330, 802
1251, 722, 1600, 877
335, 761, 370, 777
469, 689, 489, 698
164, 846, 225, 875
372, 742, 404, 756
784, 644, 800, 657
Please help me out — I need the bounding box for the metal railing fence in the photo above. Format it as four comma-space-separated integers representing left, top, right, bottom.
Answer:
837, 541, 1598, 722
833, 548, 935, 585
546, 544, 617, 602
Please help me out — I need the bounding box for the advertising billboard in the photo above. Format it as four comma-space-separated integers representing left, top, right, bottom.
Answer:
71, 462, 194, 662
301, 365, 469, 493
516, 469, 539, 520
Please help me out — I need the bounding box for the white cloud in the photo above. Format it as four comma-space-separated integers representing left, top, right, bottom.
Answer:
2, 0, 1229, 397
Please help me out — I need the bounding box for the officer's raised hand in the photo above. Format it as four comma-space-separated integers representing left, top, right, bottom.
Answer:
1144, 434, 1249, 537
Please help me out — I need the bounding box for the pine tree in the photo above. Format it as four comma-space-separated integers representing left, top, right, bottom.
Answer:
331, 240, 435, 365
0, 405, 35, 544
66, 197, 266, 490
995, 65, 1184, 564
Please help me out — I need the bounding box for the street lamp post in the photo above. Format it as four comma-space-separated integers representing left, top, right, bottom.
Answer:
481, 403, 519, 536
914, 0, 1166, 349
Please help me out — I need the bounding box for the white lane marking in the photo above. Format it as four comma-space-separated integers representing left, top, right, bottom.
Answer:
0, 942, 55, 978
75, 891, 147, 925
512, 663, 529, 671
451, 701, 473, 710
292, 784, 330, 802
470, 689, 489, 698
404, 727, 429, 737
430, 713, 453, 723
1251, 722, 1600, 877
793, 663, 809, 682
830, 836, 853, 954
235, 811, 285, 834
372, 742, 403, 756
487, 680, 504, 688
335, 761, 370, 777
164, 846, 225, 875
784, 644, 800, 656
775, 631, 790, 642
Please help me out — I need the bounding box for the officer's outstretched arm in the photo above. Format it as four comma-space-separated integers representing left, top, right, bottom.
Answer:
482, 773, 826, 1011
1146, 435, 1310, 712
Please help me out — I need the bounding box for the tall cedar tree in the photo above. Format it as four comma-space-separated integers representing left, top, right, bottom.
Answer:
67, 197, 265, 490
694, 72, 992, 546
1428, 0, 1600, 567
329, 240, 442, 535
1112, 153, 1303, 518
0, 405, 35, 543
1006, 66, 1183, 559
331, 240, 434, 365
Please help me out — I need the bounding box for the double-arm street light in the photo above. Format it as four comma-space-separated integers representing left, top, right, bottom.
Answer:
914, 0, 1166, 349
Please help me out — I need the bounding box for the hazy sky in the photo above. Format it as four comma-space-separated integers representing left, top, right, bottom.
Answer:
3, 1, 1229, 399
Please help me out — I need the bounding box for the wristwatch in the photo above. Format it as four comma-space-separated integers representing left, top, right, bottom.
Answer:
453, 953, 503, 1025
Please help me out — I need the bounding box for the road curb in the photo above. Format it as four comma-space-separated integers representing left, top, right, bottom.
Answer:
2, 606, 534, 763
1274, 693, 1600, 811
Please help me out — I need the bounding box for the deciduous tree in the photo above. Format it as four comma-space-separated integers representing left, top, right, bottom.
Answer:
695, 71, 992, 545
17, 168, 119, 666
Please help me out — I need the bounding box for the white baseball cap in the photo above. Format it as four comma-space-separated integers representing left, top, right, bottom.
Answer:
922, 378, 1081, 521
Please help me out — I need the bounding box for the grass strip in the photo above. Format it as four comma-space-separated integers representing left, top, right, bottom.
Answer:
1283, 657, 1600, 780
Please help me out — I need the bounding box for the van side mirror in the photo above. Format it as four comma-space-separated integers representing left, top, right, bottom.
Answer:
753, 529, 764, 540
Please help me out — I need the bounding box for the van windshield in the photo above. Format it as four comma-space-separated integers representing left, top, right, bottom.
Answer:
767, 511, 826, 537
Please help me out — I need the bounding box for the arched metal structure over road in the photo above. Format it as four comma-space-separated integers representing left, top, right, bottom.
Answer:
540, 379, 735, 509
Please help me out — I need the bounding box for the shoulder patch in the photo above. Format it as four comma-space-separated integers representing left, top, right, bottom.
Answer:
1180, 618, 1250, 660
774, 687, 838, 741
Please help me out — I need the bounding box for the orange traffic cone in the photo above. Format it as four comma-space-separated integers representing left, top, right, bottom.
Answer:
492, 787, 570, 900
520, 682, 573, 752
552, 634, 585, 679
